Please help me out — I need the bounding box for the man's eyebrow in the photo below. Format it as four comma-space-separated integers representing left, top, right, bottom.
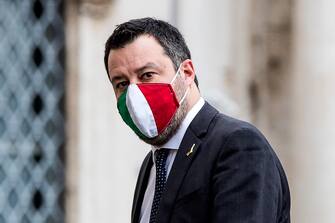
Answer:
135, 62, 159, 74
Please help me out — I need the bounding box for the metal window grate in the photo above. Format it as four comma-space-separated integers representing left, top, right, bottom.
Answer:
0, 0, 65, 222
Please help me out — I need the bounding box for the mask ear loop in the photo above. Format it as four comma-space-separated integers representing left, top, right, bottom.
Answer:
179, 86, 189, 104
170, 65, 182, 85
170, 64, 189, 105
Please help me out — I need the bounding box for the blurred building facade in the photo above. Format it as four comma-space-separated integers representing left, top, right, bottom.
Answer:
0, 0, 334, 223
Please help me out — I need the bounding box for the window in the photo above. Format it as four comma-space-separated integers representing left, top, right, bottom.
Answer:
0, 1, 65, 222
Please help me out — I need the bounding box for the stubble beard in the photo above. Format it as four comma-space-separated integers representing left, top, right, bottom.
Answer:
140, 77, 189, 147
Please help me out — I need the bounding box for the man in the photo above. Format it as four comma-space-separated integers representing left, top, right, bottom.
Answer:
104, 17, 290, 223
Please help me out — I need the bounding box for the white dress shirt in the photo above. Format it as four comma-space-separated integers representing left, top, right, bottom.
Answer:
139, 97, 205, 223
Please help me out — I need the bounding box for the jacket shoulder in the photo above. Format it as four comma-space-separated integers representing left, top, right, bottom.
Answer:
209, 112, 265, 142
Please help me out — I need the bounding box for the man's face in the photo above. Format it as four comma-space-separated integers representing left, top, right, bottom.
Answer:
107, 35, 188, 146
108, 35, 178, 98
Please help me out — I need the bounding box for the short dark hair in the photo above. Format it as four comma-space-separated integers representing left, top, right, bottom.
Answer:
104, 17, 198, 87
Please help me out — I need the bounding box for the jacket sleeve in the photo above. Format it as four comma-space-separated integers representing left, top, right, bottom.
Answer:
211, 127, 283, 223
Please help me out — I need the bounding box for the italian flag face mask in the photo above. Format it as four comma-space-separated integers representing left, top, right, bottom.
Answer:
117, 66, 189, 140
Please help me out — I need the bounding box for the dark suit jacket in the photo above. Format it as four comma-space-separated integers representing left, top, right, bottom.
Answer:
131, 102, 290, 223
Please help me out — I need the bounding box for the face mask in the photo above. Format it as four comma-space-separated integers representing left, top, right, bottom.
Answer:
117, 65, 189, 139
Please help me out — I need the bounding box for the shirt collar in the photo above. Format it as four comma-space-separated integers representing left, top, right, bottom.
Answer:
151, 97, 205, 154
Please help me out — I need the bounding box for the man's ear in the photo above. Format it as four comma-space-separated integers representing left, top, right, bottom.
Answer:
181, 59, 195, 85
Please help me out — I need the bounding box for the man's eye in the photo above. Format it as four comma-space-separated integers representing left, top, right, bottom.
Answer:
115, 81, 129, 89
141, 72, 155, 80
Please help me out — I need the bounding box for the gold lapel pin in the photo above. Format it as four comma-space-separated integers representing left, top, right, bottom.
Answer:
186, 144, 196, 157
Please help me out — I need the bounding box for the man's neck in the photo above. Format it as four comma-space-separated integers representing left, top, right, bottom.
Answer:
186, 84, 201, 114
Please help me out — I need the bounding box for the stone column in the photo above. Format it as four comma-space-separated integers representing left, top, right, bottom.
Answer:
178, 0, 247, 116
291, 0, 335, 222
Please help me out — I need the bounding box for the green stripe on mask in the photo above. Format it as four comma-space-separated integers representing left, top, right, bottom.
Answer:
117, 90, 147, 140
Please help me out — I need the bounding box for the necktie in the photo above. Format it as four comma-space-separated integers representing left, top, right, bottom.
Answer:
149, 149, 169, 223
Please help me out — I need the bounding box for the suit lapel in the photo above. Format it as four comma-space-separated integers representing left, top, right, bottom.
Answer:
156, 102, 218, 223
131, 152, 153, 223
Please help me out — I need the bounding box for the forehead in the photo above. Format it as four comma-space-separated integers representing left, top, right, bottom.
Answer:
107, 35, 173, 75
